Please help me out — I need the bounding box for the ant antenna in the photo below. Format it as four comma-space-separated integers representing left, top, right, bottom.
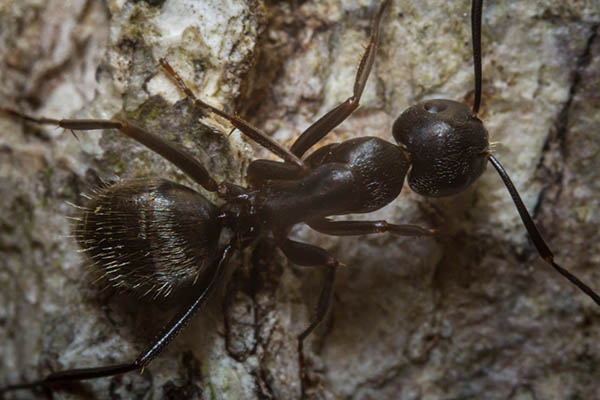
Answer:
488, 155, 600, 305
471, 0, 483, 114
471, 0, 600, 305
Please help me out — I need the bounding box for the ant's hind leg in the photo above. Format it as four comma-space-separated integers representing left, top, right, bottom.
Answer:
289, 0, 391, 158
0, 246, 234, 395
0, 108, 219, 193
159, 59, 305, 169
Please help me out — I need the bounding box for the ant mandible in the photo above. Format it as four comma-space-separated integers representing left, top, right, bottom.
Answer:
1, 0, 599, 397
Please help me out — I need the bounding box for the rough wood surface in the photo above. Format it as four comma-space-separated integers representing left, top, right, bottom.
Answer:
1, 1, 599, 399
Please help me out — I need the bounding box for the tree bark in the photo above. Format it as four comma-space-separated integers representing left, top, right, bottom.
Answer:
1, 1, 599, 399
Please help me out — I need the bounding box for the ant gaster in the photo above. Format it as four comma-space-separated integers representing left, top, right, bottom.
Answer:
1, 0, 599, 395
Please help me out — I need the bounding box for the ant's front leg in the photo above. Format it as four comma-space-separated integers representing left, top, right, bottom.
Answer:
290, 0, 391, 158
307, 218, 437, 237
0, 108, 219, 193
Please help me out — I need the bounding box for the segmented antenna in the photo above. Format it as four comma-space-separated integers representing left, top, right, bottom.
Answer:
471, 0, 483, 114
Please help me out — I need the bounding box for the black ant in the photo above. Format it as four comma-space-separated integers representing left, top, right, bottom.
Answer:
1, 0, 599, 398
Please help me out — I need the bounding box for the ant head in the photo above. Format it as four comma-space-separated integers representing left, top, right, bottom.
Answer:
392, 99, 489, 197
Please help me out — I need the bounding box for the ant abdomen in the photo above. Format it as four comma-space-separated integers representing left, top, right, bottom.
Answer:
393, 99, 489, 197
75, 178, 221, 298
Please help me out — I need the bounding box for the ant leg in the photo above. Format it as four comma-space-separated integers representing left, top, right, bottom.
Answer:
279, 238, 340, 336
277, 238, 342, 342
159, 59, 305, 170
246, 159, 306, 187
488, 155, 600, 306
298, 265, 337, 344
307, 218, 437, 237
277, 238, 339, 396
0, 245, 234, 394
290, 0, 391, 158
0, 108, 219, 193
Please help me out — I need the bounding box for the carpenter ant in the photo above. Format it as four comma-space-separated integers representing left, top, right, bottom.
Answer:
1, 0, 599, 397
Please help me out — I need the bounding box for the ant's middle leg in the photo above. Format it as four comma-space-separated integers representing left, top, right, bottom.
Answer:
307, 217, 437, 237
290, 0, 391, 158
0, 108, 221, 193
276, 237, 339, 396
246, 159, 307, 187
159, 59, 305, 170
277, 238, 342, 346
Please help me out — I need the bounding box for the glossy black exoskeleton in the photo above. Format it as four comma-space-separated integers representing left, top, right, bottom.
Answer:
1, 0, 599, 396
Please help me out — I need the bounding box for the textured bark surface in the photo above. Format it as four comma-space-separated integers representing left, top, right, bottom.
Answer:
0, 1, 599, 399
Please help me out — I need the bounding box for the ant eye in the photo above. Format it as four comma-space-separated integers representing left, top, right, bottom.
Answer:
423, 101, 447, 113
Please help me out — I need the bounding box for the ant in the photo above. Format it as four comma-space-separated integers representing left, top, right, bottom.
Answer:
1, 0, 599, 398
